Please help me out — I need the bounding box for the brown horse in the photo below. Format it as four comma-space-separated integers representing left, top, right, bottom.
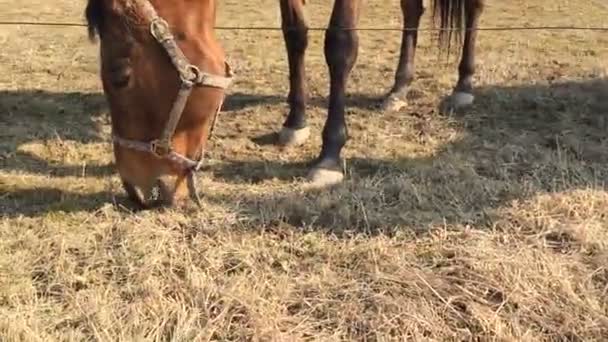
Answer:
85, 0, 234, 208
277, 0, 484, 186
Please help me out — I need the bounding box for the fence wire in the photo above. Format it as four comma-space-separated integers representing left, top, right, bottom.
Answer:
0, 20, 607, 32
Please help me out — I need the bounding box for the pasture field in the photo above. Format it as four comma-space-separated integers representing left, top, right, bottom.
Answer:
2, 0, 608, 340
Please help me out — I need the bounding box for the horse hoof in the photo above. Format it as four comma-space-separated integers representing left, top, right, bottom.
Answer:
306, 167, 344, 188
381, 94, 408, 112
450, 91, 475, 109
278, 126, 310, 146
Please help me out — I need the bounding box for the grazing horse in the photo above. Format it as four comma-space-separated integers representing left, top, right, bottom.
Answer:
85, 0, 234, 208
277, 0, 484, 186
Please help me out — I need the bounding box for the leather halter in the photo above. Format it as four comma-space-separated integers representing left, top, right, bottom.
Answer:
112, 0, 234, 205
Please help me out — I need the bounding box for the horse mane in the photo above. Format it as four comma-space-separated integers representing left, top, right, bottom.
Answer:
85, 0, 104, 41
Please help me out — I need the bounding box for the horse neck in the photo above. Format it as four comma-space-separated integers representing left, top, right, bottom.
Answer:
148, 0, 217, 30
188, 0, 217, 28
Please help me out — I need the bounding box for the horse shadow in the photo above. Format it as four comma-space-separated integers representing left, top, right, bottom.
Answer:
202, 77, 608, 234
222, 90, 381, 112
0, 88, 376, 176
3, 77, 607, 229
0, 89, 295, 178
222, 90, 395, 146
0, 186, 146, 218
216, 77, 608, 178
0, 90, 114, 177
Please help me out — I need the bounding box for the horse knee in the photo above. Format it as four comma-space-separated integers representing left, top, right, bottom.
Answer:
324, 28, 358, 73
284, 25, 308, 54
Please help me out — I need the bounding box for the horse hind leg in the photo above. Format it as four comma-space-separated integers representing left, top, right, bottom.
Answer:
449, 0, 484, 110
278, 0, 310, 147
382, 0, 424, 112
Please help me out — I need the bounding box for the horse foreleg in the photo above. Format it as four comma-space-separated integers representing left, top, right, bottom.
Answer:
307, 0, 361, 187
383, 0, 424, 112
278, 0, 310, 146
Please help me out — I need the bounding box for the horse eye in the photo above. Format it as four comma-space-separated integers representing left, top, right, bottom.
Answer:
107, 58, 132, 88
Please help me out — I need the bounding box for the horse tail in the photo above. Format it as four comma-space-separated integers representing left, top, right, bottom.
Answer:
430, 0, 467, 55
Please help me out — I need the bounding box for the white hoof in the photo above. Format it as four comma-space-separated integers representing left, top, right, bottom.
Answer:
306, 168, 344, 188
278, 126, 310, 146
450, 91, 475, 109
382, 94, 408, 112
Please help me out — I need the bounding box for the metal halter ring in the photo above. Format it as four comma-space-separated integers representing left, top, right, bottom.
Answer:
181, 64, 202, 85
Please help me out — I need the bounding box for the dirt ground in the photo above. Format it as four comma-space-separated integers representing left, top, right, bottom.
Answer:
1, 0, 608, 340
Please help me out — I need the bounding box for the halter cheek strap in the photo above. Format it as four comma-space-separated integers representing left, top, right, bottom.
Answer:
111, 0, 234, 205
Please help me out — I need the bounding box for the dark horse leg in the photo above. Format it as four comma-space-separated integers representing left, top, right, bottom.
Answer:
383, 0, 484, 112
278, 0, 310, 146
382, 0, 424, 112
306, 0, 361, 186
450, 0, 484, 108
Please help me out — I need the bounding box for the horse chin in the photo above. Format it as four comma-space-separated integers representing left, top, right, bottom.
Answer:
152, 173, 192, 209
117, 159, 193, 210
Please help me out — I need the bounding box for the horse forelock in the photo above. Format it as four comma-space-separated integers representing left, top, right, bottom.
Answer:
85, 0, 104, 41
85, 0, 146, 42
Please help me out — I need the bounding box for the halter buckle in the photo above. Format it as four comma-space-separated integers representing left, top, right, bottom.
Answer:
150, 139, 173, 157
150, 18, 172, 42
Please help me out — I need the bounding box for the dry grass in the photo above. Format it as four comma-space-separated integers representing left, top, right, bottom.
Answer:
1, 0, 608, 340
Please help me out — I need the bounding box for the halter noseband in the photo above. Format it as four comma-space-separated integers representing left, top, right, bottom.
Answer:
111, 0, 234, 205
